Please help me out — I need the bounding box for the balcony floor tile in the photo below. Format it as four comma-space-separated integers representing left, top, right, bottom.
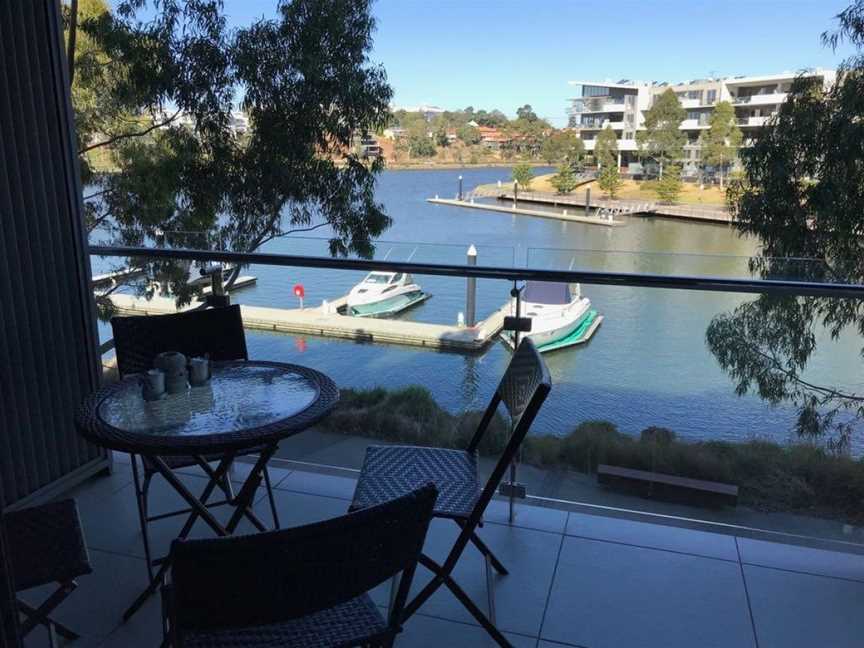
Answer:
565, 511, 739, 561
369, 517, 562, 638
745, 564, 864, 648
19, 549, 149, 648
738, 537, 864, 582
396, 612, 537, 648
541, 537, 755, 648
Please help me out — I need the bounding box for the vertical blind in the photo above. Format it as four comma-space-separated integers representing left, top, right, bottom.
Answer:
0, 1, 106, 508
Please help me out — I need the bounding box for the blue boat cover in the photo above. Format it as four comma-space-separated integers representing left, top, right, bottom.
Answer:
523, 281, 571, 305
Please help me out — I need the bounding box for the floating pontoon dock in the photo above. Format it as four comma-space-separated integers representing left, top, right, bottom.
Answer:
91, 267, 146, 287
426, 198, 624, 226
107, 292, 510, 352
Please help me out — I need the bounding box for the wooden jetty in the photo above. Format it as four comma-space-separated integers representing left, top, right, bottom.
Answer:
91, 267, 146, 287
107, 292, 510, 352
494, 191, 732, 224
426, 197, 624, 227
200, 276, 257, 295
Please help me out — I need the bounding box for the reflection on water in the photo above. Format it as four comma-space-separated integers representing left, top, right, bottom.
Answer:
92, 167, 863, 450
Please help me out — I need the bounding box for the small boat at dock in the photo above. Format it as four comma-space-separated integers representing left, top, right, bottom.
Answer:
503, 281, 602, 352
346, 271, 430, 317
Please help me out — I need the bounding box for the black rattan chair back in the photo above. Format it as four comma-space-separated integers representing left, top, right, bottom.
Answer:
111, 305, 247, 377
467, 338, 551, 513
167, 484, 438, 639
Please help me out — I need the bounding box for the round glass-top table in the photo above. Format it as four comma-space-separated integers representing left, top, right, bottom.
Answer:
76, 361, 339, 456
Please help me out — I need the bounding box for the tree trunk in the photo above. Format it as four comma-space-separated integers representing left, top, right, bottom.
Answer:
659, 160, 664, 179
67, 0, 78, 85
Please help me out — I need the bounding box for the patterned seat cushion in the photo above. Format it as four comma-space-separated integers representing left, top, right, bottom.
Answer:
184, 594, 387, 648
350, 446, 480, 520
5, 499, 92, 591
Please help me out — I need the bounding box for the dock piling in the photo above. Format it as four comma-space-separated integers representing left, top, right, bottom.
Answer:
585, 188, 591, 218
466, 244, 477, 326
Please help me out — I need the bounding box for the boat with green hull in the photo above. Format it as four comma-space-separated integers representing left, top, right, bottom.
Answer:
346, 271, 430, 318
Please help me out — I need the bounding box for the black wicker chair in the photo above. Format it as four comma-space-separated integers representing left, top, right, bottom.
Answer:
111, 305, 280, 581
5, 499, 92, 648
0, 513, 22, 648
349, 338, 551, 648
162, 484, 438, 648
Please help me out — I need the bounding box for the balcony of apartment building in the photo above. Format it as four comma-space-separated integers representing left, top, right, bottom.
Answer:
571, 98, 628, 115
736, 115, 773, 127
4, 5, 864, 648
731, 92, 788, 107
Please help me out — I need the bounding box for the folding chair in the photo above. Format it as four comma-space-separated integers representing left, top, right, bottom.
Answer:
5, 499, 92, 648
349, 338, 551, 648
0, 512, 22, 648
111, 305, 280, 581
162, 484, 438, 648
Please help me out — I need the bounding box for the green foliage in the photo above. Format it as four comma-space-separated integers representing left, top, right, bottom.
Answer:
321, 387, 864, 523
597, 161, 622, 198
541, 131, 584, 165
408, 134, 436, 157
594, 125, 618, 167
516, 104, 539, 122
708, 1, 864, 446
457, 123, 481, 145
700, 101, 742, 187
655, 163, 682, 203
512, 162, 534, 189
434, 128, 450, 147
636, 88, 686, 175
73, 0, 393, 307
549, 164, 579, 194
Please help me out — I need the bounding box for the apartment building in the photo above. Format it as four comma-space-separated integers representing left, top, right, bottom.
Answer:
567, 69, 835, 172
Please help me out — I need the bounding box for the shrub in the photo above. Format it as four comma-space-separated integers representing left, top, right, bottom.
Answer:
640, 426, 676, 446
512, 162, 534, 189
319, 386, 864, 522
655, 164, 682, 203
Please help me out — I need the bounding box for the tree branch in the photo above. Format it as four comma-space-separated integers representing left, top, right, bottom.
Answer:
80, 109, 181, 154
751, 345, 864, 403
67, 0, 79, 85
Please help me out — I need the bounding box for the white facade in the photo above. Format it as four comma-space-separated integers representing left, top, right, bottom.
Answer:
567, 69, 835, 171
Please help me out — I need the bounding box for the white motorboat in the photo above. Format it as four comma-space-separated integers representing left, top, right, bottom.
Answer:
504, 281, 602, 352
346, 271, 429, 317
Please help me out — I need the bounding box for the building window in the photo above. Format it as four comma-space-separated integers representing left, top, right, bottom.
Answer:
706, 89, 717, 104
687, 90, 703, 101
582, 85, 610, 97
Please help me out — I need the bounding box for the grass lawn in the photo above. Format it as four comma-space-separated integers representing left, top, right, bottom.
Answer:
508, 173, 729, 207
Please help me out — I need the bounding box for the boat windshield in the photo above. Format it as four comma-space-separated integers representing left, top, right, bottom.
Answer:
364, 272, 394, 284
523, 281, 572, 305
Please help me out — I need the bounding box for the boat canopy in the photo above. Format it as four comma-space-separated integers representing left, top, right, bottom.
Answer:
523, 281, 572, 305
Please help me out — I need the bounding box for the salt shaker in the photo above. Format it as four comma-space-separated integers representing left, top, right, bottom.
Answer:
188, 356, 210, 387
142, 368, 166, 401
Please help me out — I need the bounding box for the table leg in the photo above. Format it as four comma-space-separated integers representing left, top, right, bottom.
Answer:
225, 444, 279, 534
122, 454, 235, 622
153, 457, 230, 537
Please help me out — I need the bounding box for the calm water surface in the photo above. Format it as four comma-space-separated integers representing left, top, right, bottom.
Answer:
94, 167, 863, 448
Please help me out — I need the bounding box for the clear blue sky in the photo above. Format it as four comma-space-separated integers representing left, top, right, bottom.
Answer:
146, 0, 857, 126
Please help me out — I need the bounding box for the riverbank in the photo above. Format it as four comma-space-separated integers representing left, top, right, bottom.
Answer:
384, 160, 548, 171
478, 173, 730, 207
317, 385, 864, 531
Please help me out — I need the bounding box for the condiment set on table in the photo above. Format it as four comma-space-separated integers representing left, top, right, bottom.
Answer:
142, 352, 210, 401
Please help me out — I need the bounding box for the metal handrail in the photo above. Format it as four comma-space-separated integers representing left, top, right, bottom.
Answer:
89, 245, 864, 298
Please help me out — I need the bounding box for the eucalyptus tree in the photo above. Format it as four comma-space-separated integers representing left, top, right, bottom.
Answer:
636, 88, 686, 178
700, 101, 742, 188
70, 0, 393, 305
706, 1, 864, 449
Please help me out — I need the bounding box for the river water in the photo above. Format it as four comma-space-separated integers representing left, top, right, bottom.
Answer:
94, 167, 864, 448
